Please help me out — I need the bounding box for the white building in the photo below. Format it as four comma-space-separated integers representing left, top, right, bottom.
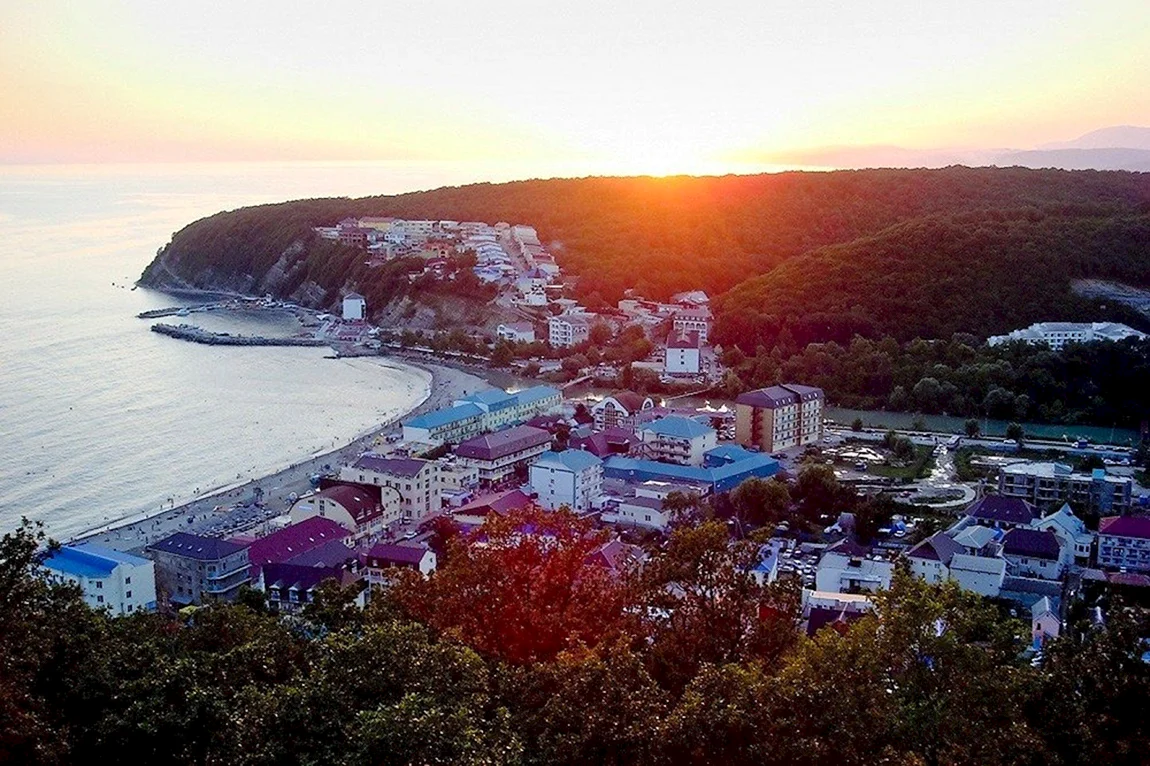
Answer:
815, 541, 894, 594
987, 321, 1146, 350
608, 480, 692, 531
549, 314, 591, 348
41, 544, 157, 615
341, 455, 442, 523
1032, 596, 1060, 647
529, 450, 603, 511
947, 553, 1006, 597
637, 416, 717, 466
998, 462, 1133, 514
672, 307, 711, 344
905, 531, 1006, 597
1033, 503, 1094, 564
591, 392, 655, 430
342, 292, 367, 321
665, 328, 702, 375
497, 322, 536, 343
1001, 528, 1066, 580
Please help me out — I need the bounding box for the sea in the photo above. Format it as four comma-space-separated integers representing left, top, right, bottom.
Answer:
0, 161, 561, 541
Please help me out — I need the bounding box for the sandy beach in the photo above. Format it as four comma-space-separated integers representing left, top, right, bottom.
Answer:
73, 360, 491, 553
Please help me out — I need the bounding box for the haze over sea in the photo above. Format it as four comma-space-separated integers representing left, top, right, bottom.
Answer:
0, 161, 574, 540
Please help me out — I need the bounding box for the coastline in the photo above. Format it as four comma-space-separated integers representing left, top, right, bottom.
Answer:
72, 360, 491, 553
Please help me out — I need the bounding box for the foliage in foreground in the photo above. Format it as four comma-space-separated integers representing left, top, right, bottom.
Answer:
2, 514, 1149, 766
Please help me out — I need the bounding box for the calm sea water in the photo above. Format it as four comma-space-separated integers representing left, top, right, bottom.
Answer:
0, 161, 544, 540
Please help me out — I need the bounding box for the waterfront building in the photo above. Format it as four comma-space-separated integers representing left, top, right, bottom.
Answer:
997, 462, 1133, 514
290, 481, 402, 540
342, 292, 366, 321
454, 424, 553, 486
637, 415, 717, 466
734, 384, 824, 452
987, 321, 1146, 350
341, 456, 441, 523
148, 533, 251, 605
40, 544, 156, 615
402, 386, 563, 446
402, 403, 486, 445
591, 392, 655, 430
1097, 515, 1150, 573
664, 329, 702, 376
529, 450, 604, 511
245, 516, 352, 580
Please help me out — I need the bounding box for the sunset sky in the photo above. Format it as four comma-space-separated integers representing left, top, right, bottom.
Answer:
2, 0, 1148, 173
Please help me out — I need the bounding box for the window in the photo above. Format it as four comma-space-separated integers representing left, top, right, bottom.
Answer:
95, 581, 103, 589
126, 590, 132, 598
125, 576, 131, 584
96, 595, 104, 603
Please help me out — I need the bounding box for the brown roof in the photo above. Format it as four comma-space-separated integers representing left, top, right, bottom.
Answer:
318, 483, 382, 525
603, 391, 649, 414
455, 425, 552, 462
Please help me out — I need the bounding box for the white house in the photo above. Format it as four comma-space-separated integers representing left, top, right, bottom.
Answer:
497, 322, 536, 343
342, 292, 367, 321
614, 495, 669, 531
41, 544, 157, 615
637, 416, 717, 466
364, 542, 437, 582
591, 392, 655, 430
1031, 596, 1060, 646
529, 450, 603, 511
665, 329, 702, 376
1033, 503, 1094, 564
1001, 528, 1066, 580
947, 553, 1006, 597
815, 540, 894, 594
290, 483, 402, 541
987, 321, 1146, 350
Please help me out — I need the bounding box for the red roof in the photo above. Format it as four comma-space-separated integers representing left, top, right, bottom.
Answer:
246, 517, 351, 577
318, 483, 382, 525
667, 329, 702, 349
453, 489, 533, 518
1100, 515, 1150, 539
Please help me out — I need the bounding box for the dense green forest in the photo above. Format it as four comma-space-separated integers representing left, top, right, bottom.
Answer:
142, 168, 1150, 345
718, 334, 1150, 429
4, 515, 1148, 765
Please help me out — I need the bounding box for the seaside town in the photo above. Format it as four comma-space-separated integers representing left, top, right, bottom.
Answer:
41, 222, 1150, 655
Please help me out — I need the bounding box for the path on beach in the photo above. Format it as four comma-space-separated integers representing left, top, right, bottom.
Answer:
74, 362, 490, 553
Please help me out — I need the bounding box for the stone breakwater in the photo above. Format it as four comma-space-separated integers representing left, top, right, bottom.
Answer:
151, 323, 327, 347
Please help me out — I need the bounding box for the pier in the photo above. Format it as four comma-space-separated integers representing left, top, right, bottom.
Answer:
150, 323, 327, 347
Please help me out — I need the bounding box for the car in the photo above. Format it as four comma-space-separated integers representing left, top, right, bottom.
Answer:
402, 530, 418, 540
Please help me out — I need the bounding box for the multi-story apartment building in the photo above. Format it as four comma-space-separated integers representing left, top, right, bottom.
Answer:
529, 450, 604, 511
455, 424, 553, 485
342, 456, 442, 523
148, 533, 251, 605
637, 416, 717, 466
997, 463, 1133, 514
665, 329, 702, 376
1097, 516, 1150, 572
41, 544, 157, 615
549, 314, 591, 347
591, 391, 655, 430
672, 307, 711, 344
402, 386, 562, 446
734, 384, 825, 452
290, 481, 402, 541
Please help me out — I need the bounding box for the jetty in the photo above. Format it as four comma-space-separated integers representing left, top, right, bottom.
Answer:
150, 323, 327, 347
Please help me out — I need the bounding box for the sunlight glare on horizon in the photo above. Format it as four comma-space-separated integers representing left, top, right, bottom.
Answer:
1, 0, 1148, 172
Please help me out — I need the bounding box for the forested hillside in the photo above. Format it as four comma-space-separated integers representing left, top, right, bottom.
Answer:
141, 168, 1150, 343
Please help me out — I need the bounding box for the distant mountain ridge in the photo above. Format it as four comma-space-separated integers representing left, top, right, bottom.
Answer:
1039, 125, 1150, 151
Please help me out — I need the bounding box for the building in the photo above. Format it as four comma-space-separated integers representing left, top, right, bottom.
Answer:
341, 455, 442, 522
1002, 528, 1066, 580
148, 533, 251, 605
568, 426, 641, 458
586, 540, 647, 578
451, 488, 535, 528
987, 321, 1146, 350
1031, 596, 1060, 646
947, 553, 1006, 597
734, 384, 825, 452
603, 446, 779, 494
591, 392, 655, 430
1033, 503, 1094, 564
964, 496, 1039, 530
497, 322, 536, 343
998, 463, 1133, 514
672, 307, 711, 344
906, 532, 965, 585
815, 540, 894, 594
549, 314, 591, 347
1097, 515, 1150, 572
665, 329, 702, 376
905, 530, 1006, 596
529, 450, 604, 511
454, 425, 553, 486
749, 541, 782, 585
607, 481, 694, 531
363, 543, 437, 582
245, 517, 352, 580
402, 386, 563, 447
637, 416, 717, 466
261, 563, 363, 614
342, 292, 367, 321
290, 481, 402, 540
40, 544, 156, 615
402, 403, 486, 446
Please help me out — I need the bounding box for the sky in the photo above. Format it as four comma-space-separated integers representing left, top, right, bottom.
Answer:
1, 0, 1148, 174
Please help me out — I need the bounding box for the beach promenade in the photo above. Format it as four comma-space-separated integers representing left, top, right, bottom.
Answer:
73, 361, 490, 553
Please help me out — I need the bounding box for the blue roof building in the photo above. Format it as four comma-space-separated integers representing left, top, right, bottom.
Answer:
637, 416, 718, 466
529, 450, 604, 511
639, 415, 713, 439
41, 544, 156, 615
604, 447, 779, 494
